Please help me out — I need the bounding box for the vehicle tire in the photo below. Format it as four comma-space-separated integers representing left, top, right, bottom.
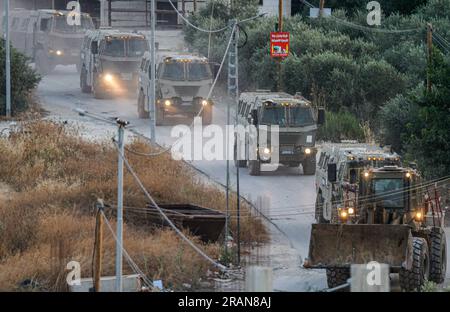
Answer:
429, 227, 447, 284
93, 74, 106, 99
399, 237, 430, 292
302, 157, 316, 175
315, 192, 328, 224
248, 160, 261, 176
326, 267, 350, 290
234, 143, 246, 168
80, 67, 91, 93
35, 50, 53, 76
202, 104, 213, 125
138, 90, 149, 119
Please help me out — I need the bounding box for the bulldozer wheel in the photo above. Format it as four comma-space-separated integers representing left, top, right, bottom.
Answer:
302, 157, 316, 175
326, 267, 350, 290
429, 227, 447, 284
399, 237, 430, 292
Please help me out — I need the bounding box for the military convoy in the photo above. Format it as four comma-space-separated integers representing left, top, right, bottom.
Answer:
305, 143, 447, 291
79, 28, 148, 99
8, 9, 94, 75
234, 91, 325, 176
137, 52, 214, 125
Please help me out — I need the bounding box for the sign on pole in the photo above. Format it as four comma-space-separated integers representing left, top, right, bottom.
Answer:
270, 32, 290, 58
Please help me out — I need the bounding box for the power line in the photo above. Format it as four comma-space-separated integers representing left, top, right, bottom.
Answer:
112, 140, 228, 272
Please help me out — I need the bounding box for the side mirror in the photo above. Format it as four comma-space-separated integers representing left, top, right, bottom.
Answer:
91, 41, 98, 54
327, 163, 337, 183
317, 108, 325, 125
250, 109, 258, 126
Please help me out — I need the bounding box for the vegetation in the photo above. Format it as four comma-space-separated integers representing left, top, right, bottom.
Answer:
0, 40, 40, 116
0, 121, 267, 291
186, 0, 450, 177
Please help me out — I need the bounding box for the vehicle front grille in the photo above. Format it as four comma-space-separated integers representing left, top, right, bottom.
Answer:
173, 86, 200, 97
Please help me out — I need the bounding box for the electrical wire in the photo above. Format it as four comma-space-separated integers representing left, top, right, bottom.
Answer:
433, 34, 450, 54
101, 211, 157, 291
112, 141, 228, 272
434, 31, 450, 47
167, 0, 230, 33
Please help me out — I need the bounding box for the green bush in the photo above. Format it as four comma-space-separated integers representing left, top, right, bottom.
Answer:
0, 39, 41, 116
317, 111, 365, 142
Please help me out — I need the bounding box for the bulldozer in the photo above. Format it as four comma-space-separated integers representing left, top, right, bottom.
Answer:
305, 164, 447, 291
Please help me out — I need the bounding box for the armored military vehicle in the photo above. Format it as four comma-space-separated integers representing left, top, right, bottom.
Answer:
79, 28, 148, 99
137, 52, 214, 125
235, 91, 325, 176
8, 9, 94, 75
305, 148, 447, 291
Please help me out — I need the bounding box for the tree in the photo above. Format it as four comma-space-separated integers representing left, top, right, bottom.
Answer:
0, 40, 40, 116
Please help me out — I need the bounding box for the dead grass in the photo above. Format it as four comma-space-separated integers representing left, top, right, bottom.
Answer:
0, 121, 267, 291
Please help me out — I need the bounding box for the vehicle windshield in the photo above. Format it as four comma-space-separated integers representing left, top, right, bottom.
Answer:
161, 62, 185, 81
128, 38, 148, 57
373, 178, 404, 208
261, 107, 287, 126
188, 63, 212, 81
103, 38, 125, 57
53, 15, 94, 33
289, 107, 315, 126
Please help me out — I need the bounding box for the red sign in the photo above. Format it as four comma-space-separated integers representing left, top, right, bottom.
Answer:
270, 32, 290, 58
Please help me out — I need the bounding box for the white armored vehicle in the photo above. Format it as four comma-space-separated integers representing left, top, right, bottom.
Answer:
8, 9, 94, 75
137, 52, 214, 124
79, 28, 148, 99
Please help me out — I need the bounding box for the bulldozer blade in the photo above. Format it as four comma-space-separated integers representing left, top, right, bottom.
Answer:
306, 224, 413, 269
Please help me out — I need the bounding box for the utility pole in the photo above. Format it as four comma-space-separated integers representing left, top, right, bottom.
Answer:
194, 0, 198, 12
207, 1, 215, 60
277, 0, 283, 91
115, 119, 128, 292
319, 0, 325, 17
94, 200, 104, 292
149, 0, 156, 144
427, 23, 433, 93
233, 24, 241, 266
3, 0, 11, 117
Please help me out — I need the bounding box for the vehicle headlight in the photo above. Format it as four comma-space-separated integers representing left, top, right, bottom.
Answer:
164, 100, 171, 107
259, 147, 271, 161
103, 73, 114, 83
339, 209, 348, 220
305, 148, 311, 155
348, 207, 355, 215
414, 211, 423, 222
201, 99, 208, 106
56, 50, 63, 56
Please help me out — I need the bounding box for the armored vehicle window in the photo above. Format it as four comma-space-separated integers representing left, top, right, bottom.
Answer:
161, 62, 185, 81
318, 152, 325, 167
40, 18, 51, 32
128, 38, 148, 57
245, 103, 252, 116
373, 178, 404, 208
289, 107, 315, 126
261, 106, 287, 126
188, 63, 212, 81
103, 38, 125, 57
11, 18, 20, 30
53, 15, 94, 33
20, 18, 29, 31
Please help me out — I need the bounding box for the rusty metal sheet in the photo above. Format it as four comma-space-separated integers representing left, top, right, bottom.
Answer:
306, 224, 413, 269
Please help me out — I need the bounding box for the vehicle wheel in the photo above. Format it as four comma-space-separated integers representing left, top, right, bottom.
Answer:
138, 90, 148, 119
429, 227, 447, 284
93, 74, 106, 99
399, 237, 430, 292
326, 267, 350, 290
302, 157, 316, 175
315, 192, 328, 224
234, 143, 246, 168
80, 67, 91, 93
202, 104, 213, 125
35, 50, 53, 75
248, 160, 261, 176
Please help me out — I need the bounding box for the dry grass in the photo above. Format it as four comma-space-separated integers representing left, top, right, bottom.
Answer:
0, 121, 267, 291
